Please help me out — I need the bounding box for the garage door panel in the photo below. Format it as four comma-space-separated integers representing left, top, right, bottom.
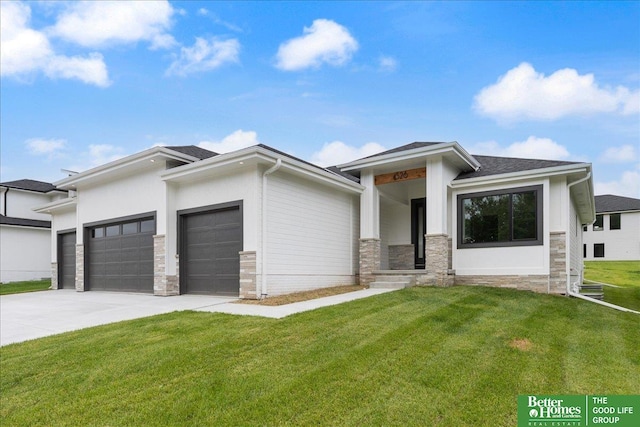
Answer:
182, 206, 241, 296
88, 217, 154, 293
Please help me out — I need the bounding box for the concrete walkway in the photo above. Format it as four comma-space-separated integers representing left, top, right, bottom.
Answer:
0, 288, 396, 346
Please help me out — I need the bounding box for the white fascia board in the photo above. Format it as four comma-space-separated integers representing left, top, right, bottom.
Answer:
162, 145, 364, 193
449, 163, 592, 189
33, 197, 77, 214
54, 147, 200, 189
338, 142, 480, 172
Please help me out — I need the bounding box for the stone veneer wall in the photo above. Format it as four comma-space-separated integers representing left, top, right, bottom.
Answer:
388, 244, 414, 270
359, 238, 381, 287
153, 235, 179, 296
75, 244, 84, 291
424, 234, 454, 287
549, 232, 567, 294
50, 262, 59, 289
239, 251, 257, 299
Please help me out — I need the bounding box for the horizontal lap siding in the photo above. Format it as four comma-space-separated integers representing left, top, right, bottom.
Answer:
266, 172, 358, 295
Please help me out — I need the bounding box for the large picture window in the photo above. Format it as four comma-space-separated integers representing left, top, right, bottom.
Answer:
458, 185, 543, 248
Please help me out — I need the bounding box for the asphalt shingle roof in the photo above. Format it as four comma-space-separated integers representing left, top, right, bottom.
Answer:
0, 179, 62, 193
358, 141, 445, 160
0, 215, 51, 228
455, 155, 581, 180
165, 145, 218, 160
595, 194, 640, 213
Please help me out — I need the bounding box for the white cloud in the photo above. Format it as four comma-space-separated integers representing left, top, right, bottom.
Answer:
166, 37, 240, 76
26, 138, 67, 156
198, 130, 260, 153
310, 141, 386, 166
275, 19, 358, 71
474, 62, 640, 122
595, 164, 640, 198
378, 55, 397, 72
600, 144, 637, 163
470, 136, 571, 160
48, 0, 176, 49
0, 1, 110, 87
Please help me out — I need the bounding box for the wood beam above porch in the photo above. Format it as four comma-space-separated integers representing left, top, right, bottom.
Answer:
375, 167, 426, 185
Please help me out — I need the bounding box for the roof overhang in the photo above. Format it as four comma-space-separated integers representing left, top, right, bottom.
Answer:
338, 142, 481, 174
33, 197, 77, 214
161, 145, 364, 193
54, 147, 202, 190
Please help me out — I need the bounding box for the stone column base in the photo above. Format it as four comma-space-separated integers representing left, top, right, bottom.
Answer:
239, 251, 257, 299
423, 234, 453, 287
75, 244, 85, 291
359, 238, 381, 287
153, 235, 179, 296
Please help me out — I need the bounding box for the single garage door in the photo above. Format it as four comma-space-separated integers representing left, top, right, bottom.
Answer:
58, 232, 76, 289
181, 205, 242, 296
88, 218, 154, 293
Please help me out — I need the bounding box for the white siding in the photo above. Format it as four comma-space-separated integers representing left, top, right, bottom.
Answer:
569, 196, 583, 283
50, 205, 77, 261
583, 211, 640, 260
3, 190, 53, 221
0, 225, 51, 282
265, 171, 358, 295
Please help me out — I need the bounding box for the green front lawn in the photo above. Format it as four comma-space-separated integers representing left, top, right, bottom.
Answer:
2, 286, 639, 426
584, 261, 640, 311
0, 279, 51, 296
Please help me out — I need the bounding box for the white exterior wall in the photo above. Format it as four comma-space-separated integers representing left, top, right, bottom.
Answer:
49, 205, 77, 261
569, 196, 583, 281
583, 211, 640, 260
3, 190, 53, 221
453, 178, 550, 276
174, 168, 260, 252
264, 170, 359, 295
0, 225, 51, 282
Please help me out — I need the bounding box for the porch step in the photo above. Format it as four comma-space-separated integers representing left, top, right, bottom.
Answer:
369, 273, 414, 289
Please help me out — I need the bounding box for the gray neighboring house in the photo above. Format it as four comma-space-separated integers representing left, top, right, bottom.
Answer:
0, 179, 67, 282
583, 194, 640, 261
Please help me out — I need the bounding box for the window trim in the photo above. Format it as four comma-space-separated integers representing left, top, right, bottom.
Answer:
609, 213, 621, 230
593, 214, 604, 231
457, 185, 543, 249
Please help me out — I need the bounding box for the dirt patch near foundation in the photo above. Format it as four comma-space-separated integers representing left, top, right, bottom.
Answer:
236, 285, 367, 306
509, 338, 533, 351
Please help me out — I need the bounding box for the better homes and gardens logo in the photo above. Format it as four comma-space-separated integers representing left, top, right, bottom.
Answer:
518, 395, 640, 427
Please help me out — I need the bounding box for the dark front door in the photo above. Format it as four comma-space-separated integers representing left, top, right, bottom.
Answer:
411, 198, 426, 269
58, 232, 76, 289
181, 205, 242, 296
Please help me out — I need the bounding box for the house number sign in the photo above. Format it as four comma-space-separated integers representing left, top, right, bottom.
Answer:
374, 167, 426, 185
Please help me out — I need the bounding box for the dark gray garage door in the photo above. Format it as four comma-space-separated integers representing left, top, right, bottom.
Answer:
181, 205, 242, 296
58, 232, 76, 289
88, 218, 154, 293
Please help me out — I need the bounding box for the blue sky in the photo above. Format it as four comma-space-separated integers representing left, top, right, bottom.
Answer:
1, 1, 639, 197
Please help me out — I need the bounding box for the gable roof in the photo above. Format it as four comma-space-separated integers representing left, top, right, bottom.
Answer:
0, 179, 63, 193
455, 155, 582, 180
165, 145, 217, 160
595, 194, 640, 213
358, 141, 444, 160
0, 214, 51, 228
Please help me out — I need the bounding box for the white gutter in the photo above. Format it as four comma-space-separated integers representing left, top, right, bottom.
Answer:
560, 172, 638, 313
261, 158, 282, 298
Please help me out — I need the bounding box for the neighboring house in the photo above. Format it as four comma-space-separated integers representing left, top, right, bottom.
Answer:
0, 179, 68, 282
35, 142, 594, 298
583, 194, 640, 261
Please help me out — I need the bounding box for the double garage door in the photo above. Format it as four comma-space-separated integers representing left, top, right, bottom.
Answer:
87, 217, 155, 293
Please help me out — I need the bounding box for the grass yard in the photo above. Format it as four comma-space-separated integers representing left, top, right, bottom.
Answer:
1, 286, 639, 426
584, 261, 640, 311
0, 279, 51, 296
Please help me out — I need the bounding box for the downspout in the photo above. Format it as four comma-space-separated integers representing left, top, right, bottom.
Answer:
563, 173, 637, 314
261, 158, 282, 298
2, 187, 8, 216
566, 172, 592, 295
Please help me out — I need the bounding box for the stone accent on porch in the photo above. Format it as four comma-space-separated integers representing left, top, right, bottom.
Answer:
388, 244, 414, 270
239, 251, 258, 299
423, 234, 454, 287
359, 238, 381, 287
549, 232, 567, 294
75, 244, 84, 291
153, 235, 179, 296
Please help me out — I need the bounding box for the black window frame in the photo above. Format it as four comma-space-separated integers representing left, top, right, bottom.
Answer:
609, 213, 621, 230
457, 185, 543, 249
593, 214, 604, 231
594, 243, 605, 258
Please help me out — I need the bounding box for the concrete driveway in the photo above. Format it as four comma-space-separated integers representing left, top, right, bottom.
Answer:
0, 290, 236, 346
